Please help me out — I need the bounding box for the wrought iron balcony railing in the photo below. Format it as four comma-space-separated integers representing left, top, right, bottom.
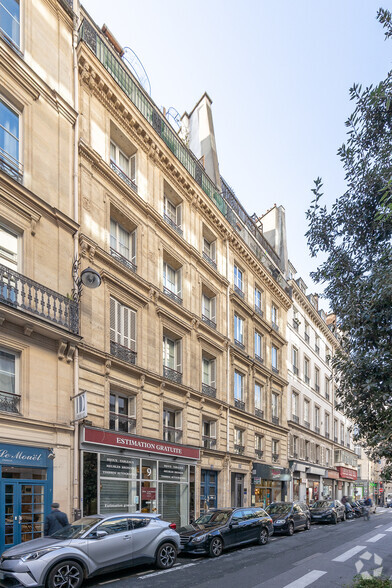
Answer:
201, 314, 216, 329
292, 319, 299, 330
0, 263, 79, 333
110, 159, 138, 192
334, 436, 338, 443
163, 212, 183, 236
272, 453, 279, 463
272, 416, 279, 425
163, 286, 183, 305
202, 251, 217, 270
293, 365, 299, 375
292, 415, 299, 424
305, 333, 310, 343
325, 432, 330, 439
109, 413, 136, 433
304, 421, 310, 429
0, 148, 23, 184
234, 444, 245, 455
0, 390, 21, 413
234, 284, 244, 299
254, 304, 263, 318
255, 408, 264, 419
304, 376, 310, 385
110, 247, 137, 273
255, 449, 263, 459
271, 321, 279, 332
315, 426, 320, 434
110, 340, 137, 365
163, 427, 182, 443
315, 384, 320, 393
254, 354, 264, 366
234, 398, 245, 411
163, 365, 182, 385
234, 339, 245, 350
203, 437, 217, 450
202, 383, 216, 398
272, 366, 279, 374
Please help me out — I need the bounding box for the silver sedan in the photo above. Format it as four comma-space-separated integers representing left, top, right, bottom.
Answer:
0, 513, 180, 588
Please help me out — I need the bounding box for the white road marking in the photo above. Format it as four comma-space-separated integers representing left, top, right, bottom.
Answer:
375, 525, 382, 528
366, 534, 386, 543
99, 580, 120, 585
385, 526, 392, 532
281, 570, 327, 588
333, 545, 366, 562
138, 562, 196, 579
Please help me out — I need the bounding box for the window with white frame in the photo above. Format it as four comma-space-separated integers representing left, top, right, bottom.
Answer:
164, 194, 182, 232
110, 297, 136, 351
292, 391, 299, 419
234, 428, 244, 451
0, 0, 20, 47
254, 286, 262, 313
334, 419, 338, 440
234, 370, 244, 402
271, 392, 279, 419
162, 335, 182, 374
325, 413, 330, 437
203, 237, 216, 263
340, 423, 344, 444
0, 348, 19, 413
292, 347, 298, 375
325, 347, 331, 364
326, 448, 330, 466
304, 399, 310, 424
202, 419, 216, 448
304, 322, 310, 343
254, 330, 263, 360
315, 366, 320, 392
271, 304, 278, 327
255, 434, 263, 455
255, 382, 263, 413
234, 314, 244, 345
315, 335, 320, 354
315, 444, 320, 463
0, 224, 18, 270
163, 261, 182, 300
305, 440, 310, 459
110, 141, 136, 182
0, 97, 21, 179
202, 356, 216, 390
325, 377, 330, 400
272, 439, 279, 460
110, 218, 136, 267
315, 406, 320, 431
109, 392, 136, 433
234, 264, 243, 294
304, 357, 310, 385
202, 292, 216, 326
271, 345, 278, 371
163, 407, 182, 442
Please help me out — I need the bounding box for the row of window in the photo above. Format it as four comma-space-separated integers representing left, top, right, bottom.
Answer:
289, 434, 331, 467
292, 308, 331, 364
291, 346, 331, 398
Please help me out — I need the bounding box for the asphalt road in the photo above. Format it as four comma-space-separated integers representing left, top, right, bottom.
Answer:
86, 508, 392, 588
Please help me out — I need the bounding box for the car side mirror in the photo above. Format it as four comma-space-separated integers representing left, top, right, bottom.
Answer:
230, 521, 239, 528
89, 530, 108, 539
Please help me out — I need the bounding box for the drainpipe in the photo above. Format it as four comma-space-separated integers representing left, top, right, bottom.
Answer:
226, 239, 230, 506
72, 0, 80, 519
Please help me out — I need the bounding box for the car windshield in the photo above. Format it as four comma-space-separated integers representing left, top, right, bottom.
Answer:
50, 517, 102, 539
194, 511, 230, 526
312, 501, 333, 509
266, 503, 291, 515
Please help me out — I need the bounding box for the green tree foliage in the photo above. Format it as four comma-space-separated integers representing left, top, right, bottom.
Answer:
306, 9, 392, 480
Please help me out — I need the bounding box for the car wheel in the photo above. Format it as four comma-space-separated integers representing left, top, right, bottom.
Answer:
46, 560, 84, 588
155, 543, 177, 569
258, 527, 269, 545
305, 518, 311, 530
287, 522, 294, 536
209, 536, 223, 557
332, 514, 338, 525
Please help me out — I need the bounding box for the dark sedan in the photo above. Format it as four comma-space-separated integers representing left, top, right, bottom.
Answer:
265, 502, 311, 535
178, 507, 273, 557
310, 499, 346, 524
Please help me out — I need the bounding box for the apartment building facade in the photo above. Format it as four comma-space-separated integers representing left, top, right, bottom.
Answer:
0, 0, 78, 553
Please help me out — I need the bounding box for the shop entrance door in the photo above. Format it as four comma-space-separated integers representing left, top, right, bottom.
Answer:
200, 470, 218, 510
231, 473, 244, 507
3, 482, 45, 550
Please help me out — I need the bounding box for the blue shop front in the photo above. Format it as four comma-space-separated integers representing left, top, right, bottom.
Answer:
0, 443, 53, 553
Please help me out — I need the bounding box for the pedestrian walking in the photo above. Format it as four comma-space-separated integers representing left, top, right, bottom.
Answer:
363, 495, 372, 521
44, 502, 69, 536
341, 496, 347, 505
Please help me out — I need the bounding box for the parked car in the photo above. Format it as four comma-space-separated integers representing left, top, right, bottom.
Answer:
0, 513, 180, 588
386, 493, 392, 507
265, 502, 311, 535
310, 499, 346, 524
178, 507, 273, 557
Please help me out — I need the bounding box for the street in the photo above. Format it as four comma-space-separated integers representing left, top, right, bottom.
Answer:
85, 508, 392, 588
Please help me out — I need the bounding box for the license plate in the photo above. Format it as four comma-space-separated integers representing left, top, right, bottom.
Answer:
312, 515, 321, 518
0, 572, 4, 580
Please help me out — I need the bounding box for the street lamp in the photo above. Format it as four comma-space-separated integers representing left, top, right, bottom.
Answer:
72, 259, 102, 301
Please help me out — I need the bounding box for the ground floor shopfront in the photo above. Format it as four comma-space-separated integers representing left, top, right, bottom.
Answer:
289, 462, 328, 503
0, 442, 54, 553
252, 463, 290, 508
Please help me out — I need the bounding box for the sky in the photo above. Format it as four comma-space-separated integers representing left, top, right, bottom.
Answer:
82, 0, 392, 308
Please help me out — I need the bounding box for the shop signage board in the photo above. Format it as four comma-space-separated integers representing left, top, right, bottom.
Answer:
100, 454, 138, 479
252, 463, 291, 481
338, 466, 357, 480
327, 470, 340, 479
83, 427, 200, 459
158, 462, 187, 481
141, 487, 156, 500
0, 443, 50, 467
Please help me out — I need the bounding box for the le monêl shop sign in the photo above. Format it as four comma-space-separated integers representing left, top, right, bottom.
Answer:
83, 427, 200, 460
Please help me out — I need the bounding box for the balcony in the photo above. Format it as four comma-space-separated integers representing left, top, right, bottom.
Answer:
203, 437, 217, 450
163, 286, 183, 305
304, 421, 310, 429
325, 432, 330, 439
110, 159, 138, 192
272, 453, 279, 463
201, 314, 216, 329
292, 415, 299, 424
272, 366, 279, 375
110, 413, 136, 433
234, 284, 244, 299
254, 304, 263, 318
305, 333, 310, 343
315, 426, 320, 435
110, 247, 137, 273
254, 354, 263, 365
315, 384, 320, 393
0, 148, 23, 184
315, 345, 320, 355
110, 340, 136, 365
272, 416, 279, 425
163, 427, 182, 443
293, 365, 299, 376
271, 322, 279, 332
202, 251, 217, 270
234, 339, 245, 350
0, 264, 79, 334
234, 398, 245, 411
163, 365, 182, 385
234, 444, 245, 455
255, 408, 264, 419
304, 376, 310, 385
202, 383, 216, 398
255, 449, 263, 459
163, 212, 183, 237
0, 391, 21, 413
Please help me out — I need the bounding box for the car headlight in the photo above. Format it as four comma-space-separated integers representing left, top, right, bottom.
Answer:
274, 519, 286, 525
325, 510, 333, 515
13, 547, 63, 562
191, 534, 208, 543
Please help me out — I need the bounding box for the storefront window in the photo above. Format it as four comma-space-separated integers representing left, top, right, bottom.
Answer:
82, 453, 97, 516
2, 467, 46, 479
100, 455, 139, 514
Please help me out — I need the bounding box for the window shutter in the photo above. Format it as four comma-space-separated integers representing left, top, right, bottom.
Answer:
210, 359, 216, 388
211, 240, 216, 261
299, 438, 305, 459
110, 297, 117, 342
310, 442, 315, 461
123, 305, 130, 348
130, 309, 136, 351
176, 339, 182, 373
176, 203, 182, 228
176, 269, 182, 298
289, 434, 294, 457
211, 296, 216, 323
110, 219, 117, 251
130, 154, 136, 183
130, 230, 136, 266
